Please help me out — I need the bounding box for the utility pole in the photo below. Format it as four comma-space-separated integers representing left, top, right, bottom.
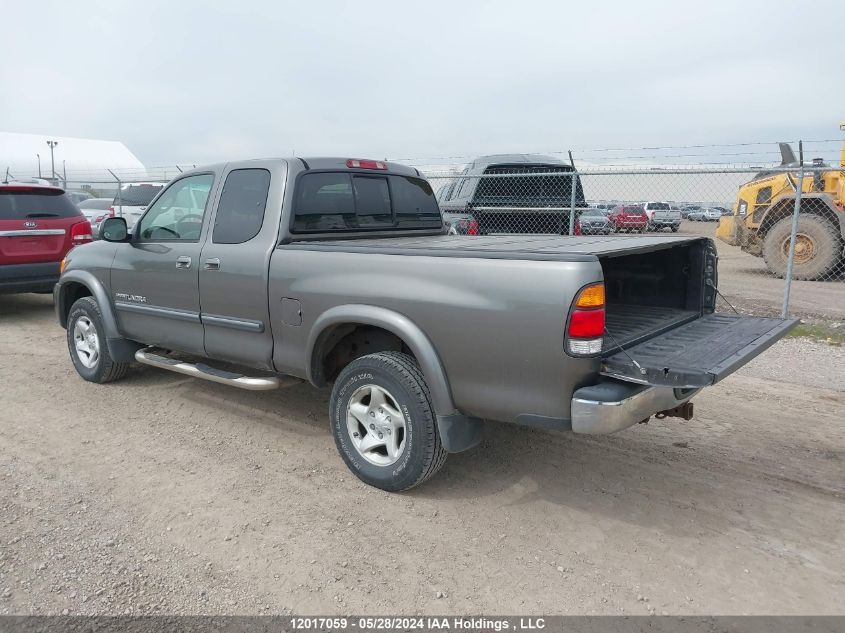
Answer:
46, 140, 58, 181
36, 154, 42, 178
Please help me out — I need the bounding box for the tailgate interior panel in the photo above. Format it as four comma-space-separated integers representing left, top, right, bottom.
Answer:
601, 314, 798, 388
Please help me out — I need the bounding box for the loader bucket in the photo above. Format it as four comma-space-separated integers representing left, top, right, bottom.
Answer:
716, 215, 740, 246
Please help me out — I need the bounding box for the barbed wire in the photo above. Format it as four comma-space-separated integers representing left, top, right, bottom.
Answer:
387, 139, 843, 164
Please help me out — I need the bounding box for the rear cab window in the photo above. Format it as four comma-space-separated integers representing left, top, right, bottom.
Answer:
292, 171, 441, 233
647, 202, 670, 210
0, 187, 80, 219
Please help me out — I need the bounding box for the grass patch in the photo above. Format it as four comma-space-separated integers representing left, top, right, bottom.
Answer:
786, 321, 845, 345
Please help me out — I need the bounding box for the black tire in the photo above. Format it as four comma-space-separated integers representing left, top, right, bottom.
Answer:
671, 226, 679, 233
67, 297, 130, 383
330, 351, 447, 492
762, 215, 842, 281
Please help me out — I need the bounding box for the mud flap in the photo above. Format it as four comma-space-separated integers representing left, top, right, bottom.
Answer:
600, 313, 799, 388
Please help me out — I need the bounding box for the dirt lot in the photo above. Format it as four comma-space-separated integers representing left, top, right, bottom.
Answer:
1, 281, 844, 616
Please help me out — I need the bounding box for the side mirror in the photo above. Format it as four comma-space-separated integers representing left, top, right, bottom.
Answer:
100, 217, 129, 242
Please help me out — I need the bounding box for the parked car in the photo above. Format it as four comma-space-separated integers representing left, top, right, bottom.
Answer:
76, 198, 114, 235
112, 182, 165, 229
680, 205, 701, 219
55, 157, 796, 491
577, 207, 613, 234
439, 154, 587, 235
643, 201, 681, 232
66, 191, 94, 205
687, 207, 723, 221
608, 204, 648, 232
0, 183, 92, 294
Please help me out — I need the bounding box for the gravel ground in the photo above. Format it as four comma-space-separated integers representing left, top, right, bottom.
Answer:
1, 294, 844, 616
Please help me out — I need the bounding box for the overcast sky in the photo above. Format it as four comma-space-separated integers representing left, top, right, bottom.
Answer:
2, 0, 843, 167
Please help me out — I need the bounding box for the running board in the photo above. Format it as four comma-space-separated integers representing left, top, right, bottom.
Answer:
135, 348, 299, 391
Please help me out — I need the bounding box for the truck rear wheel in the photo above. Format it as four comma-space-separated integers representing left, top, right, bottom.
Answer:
762, 215, 841, 281
329, 351, 447, 492
67, 297, 130, 383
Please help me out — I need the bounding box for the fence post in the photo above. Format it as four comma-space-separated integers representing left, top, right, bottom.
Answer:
108, 169, 122, 219
780, 148, 804, 319
568, 172, 577, 235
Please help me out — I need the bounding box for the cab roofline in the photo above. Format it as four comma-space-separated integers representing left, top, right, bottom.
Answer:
174, 157, 421, 178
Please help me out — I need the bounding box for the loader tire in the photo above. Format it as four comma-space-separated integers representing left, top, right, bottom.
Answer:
762, 215, 841, 281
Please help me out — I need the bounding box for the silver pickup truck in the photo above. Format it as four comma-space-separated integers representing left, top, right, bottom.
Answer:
55, 158, 797, 491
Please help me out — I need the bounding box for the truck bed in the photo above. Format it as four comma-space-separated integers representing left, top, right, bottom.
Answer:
287, 234, 707, 261
603, 304, 699, 352
288, 233, 716, 360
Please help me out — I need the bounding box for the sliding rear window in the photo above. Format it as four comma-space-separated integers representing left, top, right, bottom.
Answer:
0, 188, 80, 219
292, 172, 441, 233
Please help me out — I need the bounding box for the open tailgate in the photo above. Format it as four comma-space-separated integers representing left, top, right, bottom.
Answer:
600, 313, 798, 388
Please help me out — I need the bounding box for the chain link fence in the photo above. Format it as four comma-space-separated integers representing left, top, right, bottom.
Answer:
11, 160, 842, 321
420, 164, 845, 320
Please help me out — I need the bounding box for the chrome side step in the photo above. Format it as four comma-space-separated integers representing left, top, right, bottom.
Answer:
135, 348, 299, 391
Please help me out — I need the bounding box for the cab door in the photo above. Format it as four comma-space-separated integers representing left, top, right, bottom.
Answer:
109, 172, 217, 355
198, 161, 287, 369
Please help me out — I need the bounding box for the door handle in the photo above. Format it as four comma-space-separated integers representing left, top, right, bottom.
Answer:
175, 256, 192, 269
204, 258, 221, 270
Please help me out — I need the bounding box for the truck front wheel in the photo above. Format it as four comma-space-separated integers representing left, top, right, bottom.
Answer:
67, 297, 130, 383
329, 351, 448, 491
762, 215, 841, 281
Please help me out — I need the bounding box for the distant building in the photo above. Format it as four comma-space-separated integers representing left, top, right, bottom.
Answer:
0, 132, 148, 194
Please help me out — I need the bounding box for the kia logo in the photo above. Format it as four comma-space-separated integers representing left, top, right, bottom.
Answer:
24, 221, 37, 228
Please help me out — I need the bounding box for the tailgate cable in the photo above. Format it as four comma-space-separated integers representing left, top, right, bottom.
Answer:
603, 327, 646, 375
705, 279, 740, 315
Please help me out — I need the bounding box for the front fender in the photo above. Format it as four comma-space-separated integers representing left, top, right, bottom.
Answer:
307, 304, 457, 417
55, 270, 119, 337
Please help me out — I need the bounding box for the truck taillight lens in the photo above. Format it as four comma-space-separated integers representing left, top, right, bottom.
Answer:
346, 159, 387, 170
467, 219, 479, 236
566, 283, 605, 356
71, 220, 93, 245
107, 206, 115, 217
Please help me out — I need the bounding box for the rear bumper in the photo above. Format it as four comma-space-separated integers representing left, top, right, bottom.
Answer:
571, 380, 699, 434
650, 219, 681, 226
0, 262, 61, 294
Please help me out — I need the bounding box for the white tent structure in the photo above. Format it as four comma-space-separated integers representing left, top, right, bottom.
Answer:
0, 132, 148, 192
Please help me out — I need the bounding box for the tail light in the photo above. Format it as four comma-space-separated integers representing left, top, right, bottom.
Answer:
70, 220, 93, 245
566, 283, 605, 356
346, 159, 388, 170
467, 218, 480, 236
574, 218, 582, 236
107, 206, 116, 217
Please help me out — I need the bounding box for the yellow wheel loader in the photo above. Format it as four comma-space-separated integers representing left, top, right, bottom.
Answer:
716, 124, 845, 280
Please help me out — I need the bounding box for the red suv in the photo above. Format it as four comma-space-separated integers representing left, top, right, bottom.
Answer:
0, 184, 93, 294
608, 204, 648, 233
